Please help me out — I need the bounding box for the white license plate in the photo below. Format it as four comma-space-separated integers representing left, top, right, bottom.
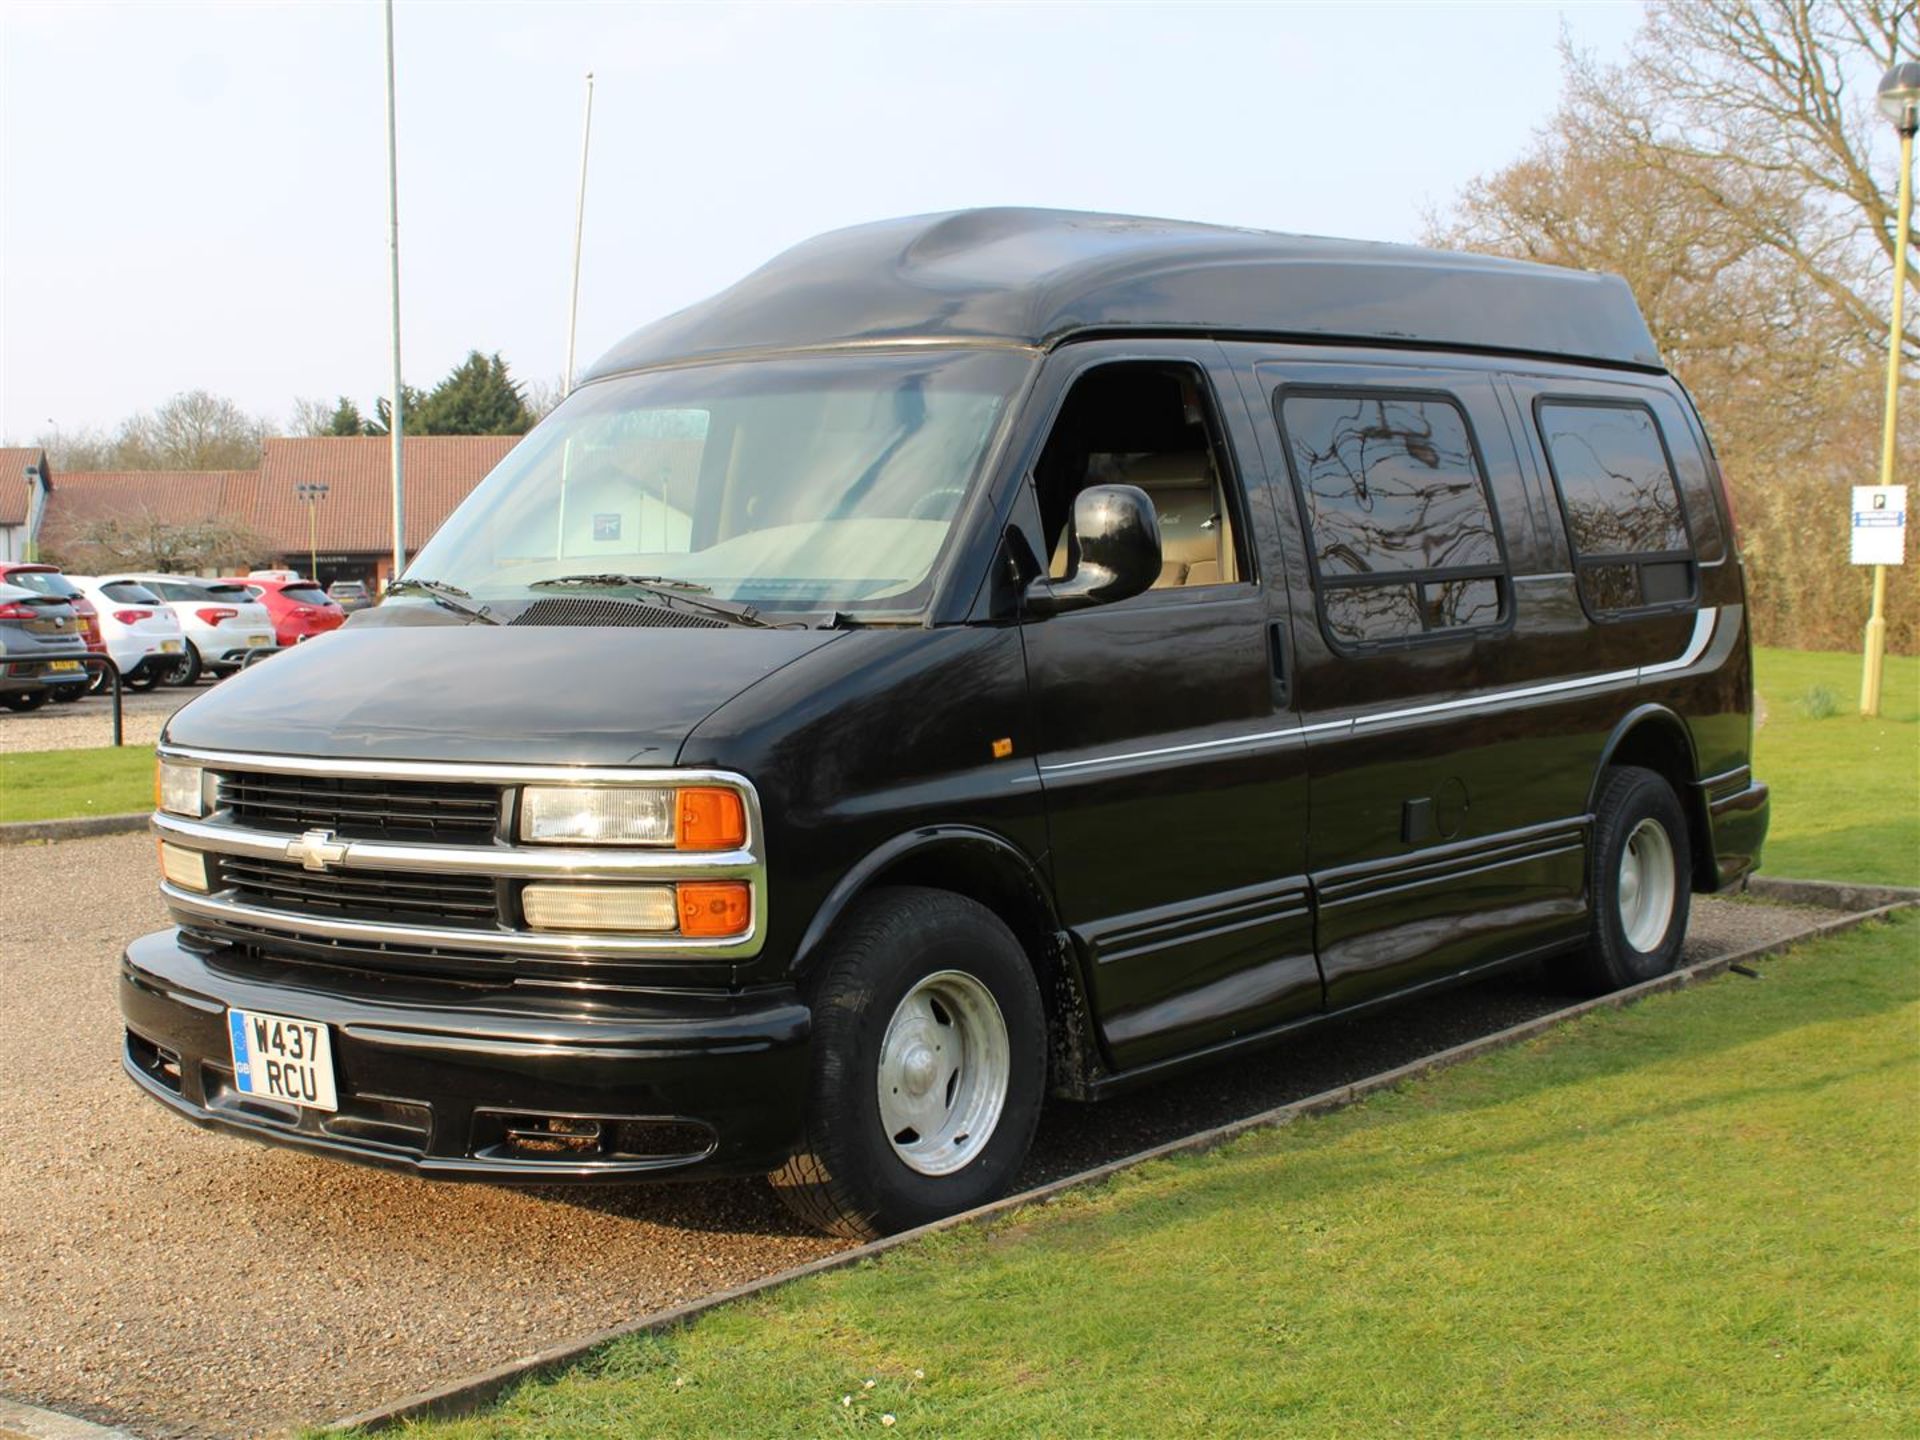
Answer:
226, 1008, 338, 1111
159, 640, 183, 654
48, 660, 82, 673
247, 634, 270, 647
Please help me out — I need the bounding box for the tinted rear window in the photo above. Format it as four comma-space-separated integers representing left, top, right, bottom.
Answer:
100, 581, 161, 604
200, 583, 251, 600
5, 570, 80, 599
1536, 400, 1695, 616
1278, 390, 1508, 648
281, 585, 330, 604
1537, 403, 1689, 557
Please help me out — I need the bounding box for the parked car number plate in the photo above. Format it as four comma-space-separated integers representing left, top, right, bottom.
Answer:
226, 1008, 338, 1111
159, 640, 183, 654
48, 660, 81, 673
247, 633, 270, 647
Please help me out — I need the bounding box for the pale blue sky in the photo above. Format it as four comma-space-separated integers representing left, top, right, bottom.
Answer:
0, 1, 1646, 442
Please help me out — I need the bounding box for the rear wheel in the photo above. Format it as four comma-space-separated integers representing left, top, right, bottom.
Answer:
124, 664, 162, 693
769, 887, 1046, 1240
2, 690, 49, 712
1569, 765, 1692, 993
166, 644, 203, 687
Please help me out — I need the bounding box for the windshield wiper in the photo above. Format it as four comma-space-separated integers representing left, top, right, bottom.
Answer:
384, 577, 498, 625
528, 573, 768, 628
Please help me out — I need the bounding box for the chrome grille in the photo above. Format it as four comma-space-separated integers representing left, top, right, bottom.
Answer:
218, 855, 501, 931
220, 772, 502, 843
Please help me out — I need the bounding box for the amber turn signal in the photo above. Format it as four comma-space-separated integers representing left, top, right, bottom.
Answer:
676, 788, 747, 850
677, 881, 751, 937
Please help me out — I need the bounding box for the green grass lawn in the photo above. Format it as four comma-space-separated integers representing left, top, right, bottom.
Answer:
0, 743, 154, 823
1752, 646, 1918, 887
388, 914, 1918, 1440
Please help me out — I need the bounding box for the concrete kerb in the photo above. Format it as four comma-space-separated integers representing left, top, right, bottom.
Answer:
0, 1397, 144, 1440
0, 814, 148, 847
325, 884, 1919, 1435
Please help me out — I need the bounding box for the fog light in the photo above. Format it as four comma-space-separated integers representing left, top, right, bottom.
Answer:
158, 841, 210, 892
520, 787, 675, 845
157, 760, 208, 818
521, 883, 678, 933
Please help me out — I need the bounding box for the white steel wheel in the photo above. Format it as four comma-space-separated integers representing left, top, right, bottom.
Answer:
1617, 816, 1678, 952
875, 968, 1010, 1177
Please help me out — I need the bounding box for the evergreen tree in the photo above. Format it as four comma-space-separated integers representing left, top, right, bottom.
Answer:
324, 397, 366, 436
413, 352, 534, 436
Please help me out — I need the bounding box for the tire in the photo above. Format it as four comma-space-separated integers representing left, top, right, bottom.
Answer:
2, 690, 49, 712
124, 665, 162, 692
166, 644, 203, 687
769, 886, 1047, 1240
1568, 765, 1692, 994
50, 685, 85, 704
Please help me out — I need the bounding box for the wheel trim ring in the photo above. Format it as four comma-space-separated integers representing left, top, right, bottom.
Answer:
875, 968, 1010, 1178
1618, 817, 1677, 952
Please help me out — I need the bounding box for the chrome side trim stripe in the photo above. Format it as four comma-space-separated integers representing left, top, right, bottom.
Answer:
1037, 608, 1720, 778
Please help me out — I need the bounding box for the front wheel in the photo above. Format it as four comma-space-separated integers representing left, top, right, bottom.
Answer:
1569, 765, 1692, 993
769, 887, 1047, 1240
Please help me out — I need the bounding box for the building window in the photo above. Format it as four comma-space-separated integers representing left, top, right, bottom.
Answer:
1277, 389, 1508, 648
1536, 400, 1695, 617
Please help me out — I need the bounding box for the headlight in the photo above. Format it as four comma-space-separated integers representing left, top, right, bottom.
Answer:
521, 883, 679, 933
519, 785, 746, 849
158, 841, 210, 892
157, 760, 209, 818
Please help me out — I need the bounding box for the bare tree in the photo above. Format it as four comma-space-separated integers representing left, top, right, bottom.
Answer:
1427, 0, 1917, 652
1566, 0, 1917, 360
51, 514, 269, 575
33, 425, 119, 473
114, 390, 270, 471
289, 397, 336, 438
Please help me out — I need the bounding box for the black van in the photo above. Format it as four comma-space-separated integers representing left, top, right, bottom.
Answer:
125, 209, 1769, 1238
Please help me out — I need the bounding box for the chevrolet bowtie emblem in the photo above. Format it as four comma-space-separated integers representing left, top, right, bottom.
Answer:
286, 828, 349, 872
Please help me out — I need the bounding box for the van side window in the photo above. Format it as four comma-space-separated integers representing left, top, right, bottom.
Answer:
1276, 390, 1508, 648
1535, 400, 1694, 615
1033, 363, 1247, 590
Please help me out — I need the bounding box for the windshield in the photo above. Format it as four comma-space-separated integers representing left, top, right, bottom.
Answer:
403, 349, 1030, 618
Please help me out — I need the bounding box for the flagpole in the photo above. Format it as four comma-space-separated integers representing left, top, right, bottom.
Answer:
383, 0, 407, 584
564, 71, 595, 395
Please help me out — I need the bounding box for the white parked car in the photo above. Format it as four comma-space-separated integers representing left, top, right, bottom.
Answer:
66, 576, 188, 692
125, 574, 278, 685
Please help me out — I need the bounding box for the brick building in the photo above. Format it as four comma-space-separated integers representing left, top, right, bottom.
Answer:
41, 435, 516, 586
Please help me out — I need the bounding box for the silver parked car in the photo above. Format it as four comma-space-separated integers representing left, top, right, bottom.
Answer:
0, 581, 89, 711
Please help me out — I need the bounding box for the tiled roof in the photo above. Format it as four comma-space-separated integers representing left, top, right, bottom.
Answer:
0, 448, 50, 526
39, 437, 518, 558
254, 436, 518, 553
38, 470, 251, 554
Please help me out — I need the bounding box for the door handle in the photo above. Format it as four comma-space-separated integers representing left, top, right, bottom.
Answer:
1267, 621, 1290, 707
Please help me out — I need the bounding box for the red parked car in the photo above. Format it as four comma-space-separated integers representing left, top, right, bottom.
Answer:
0, 562, 107, 699
224, 576, 347, 647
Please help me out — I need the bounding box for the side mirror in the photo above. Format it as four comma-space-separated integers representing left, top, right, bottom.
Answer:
1023, 484, 1162, 617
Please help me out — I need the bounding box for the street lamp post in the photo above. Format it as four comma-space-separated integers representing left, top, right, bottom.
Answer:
295, 481, 330, 582
1862, 61, 1919, 718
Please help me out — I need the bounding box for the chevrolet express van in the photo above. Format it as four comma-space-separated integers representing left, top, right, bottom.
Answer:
125, 209, 1769, 1238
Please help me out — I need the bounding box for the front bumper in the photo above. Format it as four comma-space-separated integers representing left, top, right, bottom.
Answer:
119, 928, 811, 1181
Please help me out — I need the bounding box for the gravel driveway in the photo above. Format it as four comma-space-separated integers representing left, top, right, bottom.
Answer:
0, 834, 1836, 1438
0, 687, 200, 756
